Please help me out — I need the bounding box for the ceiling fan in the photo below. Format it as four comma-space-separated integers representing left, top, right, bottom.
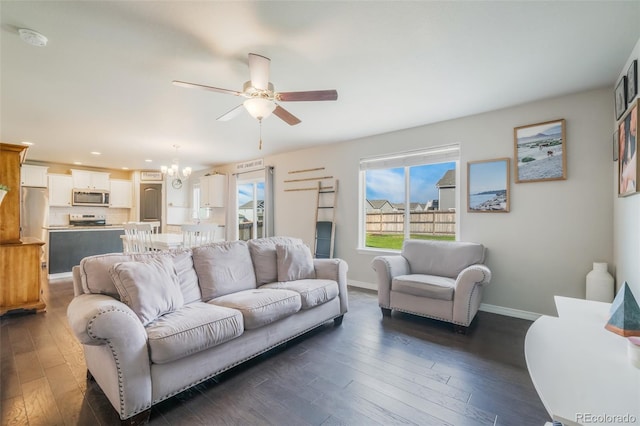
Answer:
173, 53, 338, 126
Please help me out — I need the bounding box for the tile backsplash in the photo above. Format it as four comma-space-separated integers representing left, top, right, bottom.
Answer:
49, 206, 131, 226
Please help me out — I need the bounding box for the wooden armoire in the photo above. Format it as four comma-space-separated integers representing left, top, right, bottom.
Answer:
0, 143, 46, 315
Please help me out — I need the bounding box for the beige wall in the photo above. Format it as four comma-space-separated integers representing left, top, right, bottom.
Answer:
217, 87, 614, 316
614, 37, 640, 298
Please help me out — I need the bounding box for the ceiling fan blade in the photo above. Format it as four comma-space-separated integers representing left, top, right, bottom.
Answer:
273, 104, 301, 126
248, 53, 270, 90
277, 90, 338, 102
173, 80, 242, 97
217, 104, 245, 121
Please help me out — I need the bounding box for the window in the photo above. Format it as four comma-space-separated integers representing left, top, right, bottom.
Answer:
360, 145, 459, 250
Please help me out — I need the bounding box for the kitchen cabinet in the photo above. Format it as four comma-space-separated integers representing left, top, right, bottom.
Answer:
49, 228, 124, 274
21, 164, 49, 187
48, 174, 73, 206
110, 179, 132, 208
200, 174, 226, 208
71, 169, 110, 190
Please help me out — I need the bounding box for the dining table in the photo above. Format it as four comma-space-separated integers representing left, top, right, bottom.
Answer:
121, 233, 224, 252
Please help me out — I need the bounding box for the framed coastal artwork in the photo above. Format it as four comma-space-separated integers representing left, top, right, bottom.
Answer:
514, 119, 566, 183
467, 158, 510, 213
615, 76, 627, 120
627, 60, 637, 103
618, 99, 638, 197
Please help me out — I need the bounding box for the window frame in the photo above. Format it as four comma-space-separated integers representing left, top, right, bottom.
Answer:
358, 145, 460, 252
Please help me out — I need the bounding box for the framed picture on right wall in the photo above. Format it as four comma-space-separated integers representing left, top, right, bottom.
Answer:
618, 98, 638, 197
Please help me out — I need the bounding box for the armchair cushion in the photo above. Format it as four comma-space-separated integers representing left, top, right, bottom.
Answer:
392, 274, 455, 301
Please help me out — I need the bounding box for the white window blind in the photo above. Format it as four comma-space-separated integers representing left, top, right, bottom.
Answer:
359, 144, 460, 170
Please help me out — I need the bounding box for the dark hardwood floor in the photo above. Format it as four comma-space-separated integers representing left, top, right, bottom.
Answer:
1, 278, 549, 425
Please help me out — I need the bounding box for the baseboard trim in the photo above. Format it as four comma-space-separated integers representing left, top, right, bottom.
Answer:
49, 272, 72, 280
348, 279, 377, 291
347, 280, 542, 320
479, 303, 542, 321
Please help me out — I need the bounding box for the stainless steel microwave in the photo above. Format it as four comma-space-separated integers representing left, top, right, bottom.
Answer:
72, 189, 110, 207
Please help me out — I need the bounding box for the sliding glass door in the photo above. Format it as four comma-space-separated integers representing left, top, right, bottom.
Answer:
237, 179, 265, 241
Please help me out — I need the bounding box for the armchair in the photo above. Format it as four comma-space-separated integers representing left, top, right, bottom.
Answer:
372, 239, 491, 333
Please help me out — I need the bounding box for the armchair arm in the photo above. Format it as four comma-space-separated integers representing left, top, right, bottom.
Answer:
452, 264, 492, 326
371, 255, 410, 308
67, 294, 152, 420
314, 258, 349, 314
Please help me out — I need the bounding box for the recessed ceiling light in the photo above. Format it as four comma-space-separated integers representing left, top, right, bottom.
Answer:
73, 161, 82, 165
145, 159, 153, 163
18, 28, 48, 47
90, 151, 101, 155
121, 167, 129, 170
21, 141, 34, 146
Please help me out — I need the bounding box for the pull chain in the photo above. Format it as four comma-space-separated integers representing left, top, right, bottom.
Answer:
259, 118, 263, 150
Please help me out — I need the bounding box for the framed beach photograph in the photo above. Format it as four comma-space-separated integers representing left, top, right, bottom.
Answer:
628, 60, 638, 103
514, 119, 566, 183
467, 158, 510, 213
615, 76, 627, 120
618, 99, 638, 197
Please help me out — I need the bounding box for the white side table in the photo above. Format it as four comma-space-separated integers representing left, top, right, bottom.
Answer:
525, 296, 640, 426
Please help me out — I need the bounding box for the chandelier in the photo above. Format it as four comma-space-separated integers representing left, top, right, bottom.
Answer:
160, 145, 192, 186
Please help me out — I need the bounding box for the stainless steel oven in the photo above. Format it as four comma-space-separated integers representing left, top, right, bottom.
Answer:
72, 189, 110, 207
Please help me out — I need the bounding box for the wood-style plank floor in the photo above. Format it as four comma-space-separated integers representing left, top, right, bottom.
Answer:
1, 278, 549, 425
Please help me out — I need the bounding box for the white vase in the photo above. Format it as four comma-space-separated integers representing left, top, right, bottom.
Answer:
586, 262, 614, 302
0, 189, 6, 206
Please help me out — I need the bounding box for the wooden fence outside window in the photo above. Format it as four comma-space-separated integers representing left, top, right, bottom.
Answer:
366, 211, 455, 236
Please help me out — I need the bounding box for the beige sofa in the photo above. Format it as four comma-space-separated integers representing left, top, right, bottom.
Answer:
67, 237, 348, 424
372, 239, 490, 332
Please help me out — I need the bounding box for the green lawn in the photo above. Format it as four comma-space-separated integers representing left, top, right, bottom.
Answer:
366, 233, 455, 250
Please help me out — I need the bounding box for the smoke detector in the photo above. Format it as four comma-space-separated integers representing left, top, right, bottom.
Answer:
18, 28, 48, 47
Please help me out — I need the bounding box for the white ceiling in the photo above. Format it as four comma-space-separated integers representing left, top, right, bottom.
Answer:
1, 1, 639, 172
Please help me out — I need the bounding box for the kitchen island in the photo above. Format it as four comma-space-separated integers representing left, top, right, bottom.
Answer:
47, 226, 124, 275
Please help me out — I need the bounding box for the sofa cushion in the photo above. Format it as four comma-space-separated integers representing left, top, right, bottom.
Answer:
248, 236, 304, 285
392, 274, 455, 301
402, 240, 485, 278
192, 241, 257, 301
109, 257, 184, 325
170, 250, 201, 304
276, 243, 316, 282
261, 279, 338, 310
145, 303, 243, 364
210, 289, 301, 329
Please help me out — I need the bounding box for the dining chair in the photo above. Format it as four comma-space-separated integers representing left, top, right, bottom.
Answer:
134, 223, 154, 252
122, 223, 138, 253
181, 223, 218, 248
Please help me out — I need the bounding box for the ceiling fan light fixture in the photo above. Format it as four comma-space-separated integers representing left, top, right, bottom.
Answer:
243, 97, 276, 120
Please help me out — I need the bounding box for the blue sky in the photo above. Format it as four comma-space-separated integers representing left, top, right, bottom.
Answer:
365, 162, 455, 204
468, 160, 507, 194
237, 182, 264, 206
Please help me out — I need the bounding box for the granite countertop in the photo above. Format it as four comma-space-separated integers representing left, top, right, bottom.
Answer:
46, 224, 125, 231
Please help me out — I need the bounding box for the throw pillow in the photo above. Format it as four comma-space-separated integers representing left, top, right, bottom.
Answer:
248, 236, 304, 285
276, 243, 316, 282
109, 257, 184, 325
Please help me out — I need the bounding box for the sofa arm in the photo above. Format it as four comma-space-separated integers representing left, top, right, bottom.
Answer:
452, 265, 492, 326
67, 294, 152, 420
371, 255, 410, 308
314, 258, 349, 314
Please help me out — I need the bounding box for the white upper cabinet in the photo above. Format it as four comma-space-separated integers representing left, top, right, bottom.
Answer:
71, 169, 110, 190
21, 165, 49, 187
109, 179, 133, 208
200, 175, 226, 208
48, 174, 73, 206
